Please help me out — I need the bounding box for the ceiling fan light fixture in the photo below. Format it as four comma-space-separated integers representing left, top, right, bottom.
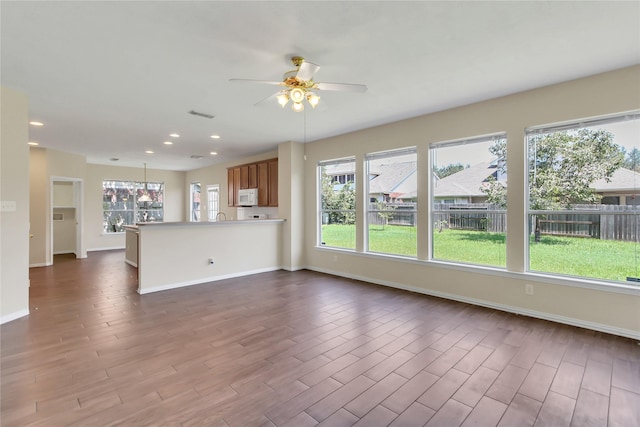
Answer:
292, 101, 304, 112
277, 92, 289, 107
307, 92, 320, 108
290, 87, 305, 103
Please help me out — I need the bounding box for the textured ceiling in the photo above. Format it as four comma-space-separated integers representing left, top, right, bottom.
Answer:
2, 1, 639, 171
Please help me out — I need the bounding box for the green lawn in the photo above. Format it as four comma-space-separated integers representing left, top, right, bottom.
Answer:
321, 224, 639, 283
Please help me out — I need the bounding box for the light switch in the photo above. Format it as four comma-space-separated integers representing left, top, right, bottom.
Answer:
1, 201, 17, 212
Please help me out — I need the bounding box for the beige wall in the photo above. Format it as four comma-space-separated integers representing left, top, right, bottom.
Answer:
303, 66, 640, 338
1, 86, 30, 323
29, 147, 48, 266
278, 141, 306, 270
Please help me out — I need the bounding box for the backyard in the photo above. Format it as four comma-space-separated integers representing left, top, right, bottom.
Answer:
321, 224, 639, 283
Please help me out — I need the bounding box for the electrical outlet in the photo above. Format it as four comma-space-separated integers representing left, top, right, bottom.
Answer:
208, 258, 215, 265
525, 284, 534, 295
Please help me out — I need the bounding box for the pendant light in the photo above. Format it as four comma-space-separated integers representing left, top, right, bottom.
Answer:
138, 163, 152, 203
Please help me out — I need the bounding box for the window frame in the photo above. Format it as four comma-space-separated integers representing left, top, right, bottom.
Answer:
525, 111, 640, 284
102, 179, 164, 233
318, 157, 357, 250
365, 147, 418, 257
429, 133, 508, 268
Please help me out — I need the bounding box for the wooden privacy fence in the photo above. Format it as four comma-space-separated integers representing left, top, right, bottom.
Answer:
368, 203, 416, 226
433, 203, 506, 233
370, 203, 639, 242
434, 203, 639, 242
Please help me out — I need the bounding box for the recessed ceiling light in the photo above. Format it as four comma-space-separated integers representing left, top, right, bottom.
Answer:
210, 151, 218, 156
163, 141, 173, 145
170, 133, 180, 138
29, 121, 44, 126
210, 135, 221, 139
28, 141, 39, 146
145, 150, 154, 154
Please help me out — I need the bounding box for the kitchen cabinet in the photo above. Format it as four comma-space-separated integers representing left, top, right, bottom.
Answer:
257, 162, 268, 206
228, 158, 277, 207
240, 165, 249, 189
248, 164, 258, 188
227, 169, 234, 206
268, 159, 278, 206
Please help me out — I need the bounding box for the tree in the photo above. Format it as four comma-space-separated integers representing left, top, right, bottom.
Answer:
321, 168, 356, 225
434, 163, 468, 179
373, 200, 395, 230
622, 147, 640, 172
481, 129, 623, 240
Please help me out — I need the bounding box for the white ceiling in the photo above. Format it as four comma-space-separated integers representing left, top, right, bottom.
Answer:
2, 1, 639, 171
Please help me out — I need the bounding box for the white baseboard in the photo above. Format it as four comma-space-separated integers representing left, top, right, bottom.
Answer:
307, 266, 640, 341
1, 309, 29, 325
29, 262, 50, 268
281, 265, 306, 272
125, 259, 138, 268
87, 246, 125, 252
138, 266, 282, 295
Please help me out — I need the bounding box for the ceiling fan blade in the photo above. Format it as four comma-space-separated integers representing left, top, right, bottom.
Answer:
315, 82, 368, 93
253, 91, 280, 107
296, 61, 320, 82
229, 78, 284, 86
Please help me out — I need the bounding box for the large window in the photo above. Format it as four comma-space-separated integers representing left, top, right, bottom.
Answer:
527, 112, 640, 284
102, 180, 164, 232
319, 157, 356, 249
431, 134, 507, 267
366, 148, 417, 257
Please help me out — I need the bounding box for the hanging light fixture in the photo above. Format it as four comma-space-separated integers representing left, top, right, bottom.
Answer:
277, 87, 320, 112
138, 163, 152, 203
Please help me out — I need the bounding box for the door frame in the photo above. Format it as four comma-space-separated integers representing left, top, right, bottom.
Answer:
50, 176, 86, 264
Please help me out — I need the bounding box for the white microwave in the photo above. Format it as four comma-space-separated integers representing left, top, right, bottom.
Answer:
238, 188, 258, 206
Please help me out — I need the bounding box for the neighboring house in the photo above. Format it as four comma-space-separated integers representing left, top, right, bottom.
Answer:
433, 159, 503, 204
434, 159, 639, 205
592, 167, 640, 205
325, 158, 639, 206
368, 161, 417, 203
323, 163, 355, 191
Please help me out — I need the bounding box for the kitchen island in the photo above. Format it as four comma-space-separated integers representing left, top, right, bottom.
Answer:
124, 219, 285, 294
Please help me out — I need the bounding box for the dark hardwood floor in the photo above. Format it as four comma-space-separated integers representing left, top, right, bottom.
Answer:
1, 250, 639, 426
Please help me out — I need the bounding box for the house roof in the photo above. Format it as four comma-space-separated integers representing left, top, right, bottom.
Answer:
592, 167, 640, 192
434, 160, 640, 198
433, 160, 497, 198
369, 162, 416, 196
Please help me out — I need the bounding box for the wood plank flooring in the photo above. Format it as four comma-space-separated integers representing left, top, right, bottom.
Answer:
1, 250, 639, 426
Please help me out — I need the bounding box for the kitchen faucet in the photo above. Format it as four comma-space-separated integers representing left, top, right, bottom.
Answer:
215, 212, 227, 221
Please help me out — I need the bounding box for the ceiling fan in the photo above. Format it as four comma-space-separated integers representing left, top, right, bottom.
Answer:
230, 56, 367, 112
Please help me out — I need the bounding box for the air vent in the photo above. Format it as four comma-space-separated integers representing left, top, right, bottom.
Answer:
190, 155, 204, 159
188, 110, 215, 119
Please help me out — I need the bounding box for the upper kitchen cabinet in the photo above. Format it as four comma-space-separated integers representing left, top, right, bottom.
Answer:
228, 158, 277, 207
268, 159, 278, 207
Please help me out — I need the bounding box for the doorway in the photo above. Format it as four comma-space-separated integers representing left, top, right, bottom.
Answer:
50, 177, 85, 264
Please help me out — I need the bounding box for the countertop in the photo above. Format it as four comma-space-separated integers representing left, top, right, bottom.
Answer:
123, 219, 285, 230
